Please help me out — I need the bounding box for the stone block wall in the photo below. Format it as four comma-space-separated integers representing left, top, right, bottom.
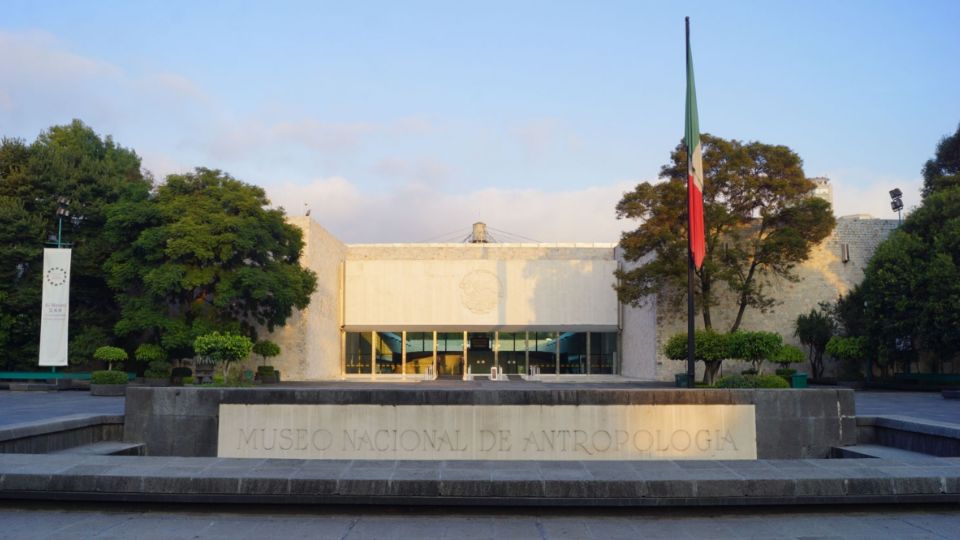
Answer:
652, 217, 898, 381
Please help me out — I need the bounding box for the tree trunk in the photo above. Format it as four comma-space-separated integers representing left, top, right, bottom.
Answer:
703, 360, 722, 385
700, 269, 713, 330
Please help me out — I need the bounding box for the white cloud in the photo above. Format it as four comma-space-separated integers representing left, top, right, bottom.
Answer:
826, 170, 923, 219
268, 177, 637, 244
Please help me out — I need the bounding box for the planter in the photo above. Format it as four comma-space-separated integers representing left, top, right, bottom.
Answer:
90, 383, 128, 397
791, 373, 808, 389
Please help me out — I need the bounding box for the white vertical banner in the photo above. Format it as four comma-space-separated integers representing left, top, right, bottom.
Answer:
39, 248, 71, 367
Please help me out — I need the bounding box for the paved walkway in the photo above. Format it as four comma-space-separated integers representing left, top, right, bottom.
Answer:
852, 391, 960, 425
0, 390, 122, 428
1, 502, 958, 539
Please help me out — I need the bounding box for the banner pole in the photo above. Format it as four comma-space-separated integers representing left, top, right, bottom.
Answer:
685, 17, 696, 388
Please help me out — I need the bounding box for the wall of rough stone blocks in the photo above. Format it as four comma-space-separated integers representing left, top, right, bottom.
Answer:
651, 217, 898, 381
251, 217, 346, 380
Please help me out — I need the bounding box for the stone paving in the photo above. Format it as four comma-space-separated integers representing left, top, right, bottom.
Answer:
0, 502, 958, 539
853, 391, 960, 425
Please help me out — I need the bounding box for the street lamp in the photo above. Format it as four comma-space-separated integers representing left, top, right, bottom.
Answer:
889, 188, 903, 224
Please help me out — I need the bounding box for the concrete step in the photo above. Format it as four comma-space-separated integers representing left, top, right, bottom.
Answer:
52, 441, 145, 456
833, 444, 939, 460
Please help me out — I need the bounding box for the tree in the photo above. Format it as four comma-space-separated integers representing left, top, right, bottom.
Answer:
104, 168, 317, 359
0, 121, 150, 369
922, 123, 960, 198
664, 329, 730, 384
616, 134, 835, 332
855, 187, 960, 375
93, 345, 128, 371
727, 331, 782, 374
194, 332, 253, 381
252, 339, 281, 368
794, 304, 835, 379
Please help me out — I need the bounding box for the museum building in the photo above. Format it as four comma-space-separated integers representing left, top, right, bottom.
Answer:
265, 215, 895, 382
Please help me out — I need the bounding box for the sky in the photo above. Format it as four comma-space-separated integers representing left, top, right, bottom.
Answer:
1, 1, 958, 243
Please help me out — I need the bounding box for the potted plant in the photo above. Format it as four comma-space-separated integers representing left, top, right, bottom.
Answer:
772, 344, 807, 387
90, 370, 129, 396
252, 340, 281, 383
193, 332, 253, 386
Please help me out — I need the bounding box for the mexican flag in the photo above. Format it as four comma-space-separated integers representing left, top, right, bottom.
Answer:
685, 26, 705, 269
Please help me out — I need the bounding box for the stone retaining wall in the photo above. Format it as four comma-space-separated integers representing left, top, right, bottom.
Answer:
124, 387, 855, 459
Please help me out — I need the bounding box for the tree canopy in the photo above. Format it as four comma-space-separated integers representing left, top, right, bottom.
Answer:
0, 121, 150, 368
616, 134, 835, 332
838, 124, 960, 376
921, 123, 960, 198
104, 168, 317, 360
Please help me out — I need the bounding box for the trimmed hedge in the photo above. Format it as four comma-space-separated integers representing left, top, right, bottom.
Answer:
714, 373, 790, 389
91, 370, 128, 385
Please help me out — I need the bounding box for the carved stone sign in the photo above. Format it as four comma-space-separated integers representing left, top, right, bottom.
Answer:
218, 404, 757, 460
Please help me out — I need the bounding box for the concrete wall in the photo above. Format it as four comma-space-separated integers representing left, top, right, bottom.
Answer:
255, 217, 346, 380
344, 247, 618, 330
124, 387, 856, 459
653, 216, 898, 381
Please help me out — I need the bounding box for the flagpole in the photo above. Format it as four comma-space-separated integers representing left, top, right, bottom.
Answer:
685, 16, 696, 389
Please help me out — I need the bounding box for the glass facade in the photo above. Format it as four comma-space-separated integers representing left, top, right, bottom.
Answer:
343, 330, 618, 377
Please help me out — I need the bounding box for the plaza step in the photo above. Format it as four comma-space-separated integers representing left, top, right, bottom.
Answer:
832, 444, 939, 460
52, 441, 145, 456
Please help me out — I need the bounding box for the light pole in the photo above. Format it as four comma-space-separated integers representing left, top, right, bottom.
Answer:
889, 188, 903, 224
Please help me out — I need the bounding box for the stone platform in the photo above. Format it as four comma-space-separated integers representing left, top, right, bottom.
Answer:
0, 453, 958, 506
124, 386, 856, 459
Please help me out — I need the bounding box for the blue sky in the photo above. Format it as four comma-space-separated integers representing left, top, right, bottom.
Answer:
2, 1, 958, 242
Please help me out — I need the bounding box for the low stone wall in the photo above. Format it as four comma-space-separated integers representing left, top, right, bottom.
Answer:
124, 387, 856, 459
0, 415, 124, 454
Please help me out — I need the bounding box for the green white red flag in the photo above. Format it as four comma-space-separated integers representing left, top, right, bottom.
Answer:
685, 25, 705, 269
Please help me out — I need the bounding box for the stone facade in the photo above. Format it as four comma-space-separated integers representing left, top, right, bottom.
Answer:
653, 216, 898, 381
256, 216, 895, 382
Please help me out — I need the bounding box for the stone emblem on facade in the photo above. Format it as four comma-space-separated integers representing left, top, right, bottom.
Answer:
459, 270, 502, 314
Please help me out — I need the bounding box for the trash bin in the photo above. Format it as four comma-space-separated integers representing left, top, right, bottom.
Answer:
791, 373, 808, 388
675, 373, 690, 388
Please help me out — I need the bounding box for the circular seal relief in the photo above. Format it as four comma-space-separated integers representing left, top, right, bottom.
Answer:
45, 266, 68, 287
459, 270, 502, 314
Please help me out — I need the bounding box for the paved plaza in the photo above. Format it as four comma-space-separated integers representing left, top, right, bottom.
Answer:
0, 386, 957, 538
0, 502, 958, 539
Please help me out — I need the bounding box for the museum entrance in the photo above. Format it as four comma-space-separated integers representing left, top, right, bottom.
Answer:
436, 332, 464, 378
342, 330, 619, 378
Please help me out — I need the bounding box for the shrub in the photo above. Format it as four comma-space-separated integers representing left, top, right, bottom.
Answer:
754, 374, 790, 388
715, 374, 755, 388
257, 365, 275, 374
826, 336, 867, 380
144, 360, 172, 379
728, 331, 783, 374
181, 376, 195, 385
134, 344, 165, 364
771, 344, 805, 366
91, 370, 128, 385
775, 368, 797, 378
93, 346, 128, 370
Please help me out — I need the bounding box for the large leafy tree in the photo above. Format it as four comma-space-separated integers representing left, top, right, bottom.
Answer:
616, 134, 836, 332
104, 168, 317, 360
921, 123, 960, 198
856, 188, 960, 374
0, 121, 150, 369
